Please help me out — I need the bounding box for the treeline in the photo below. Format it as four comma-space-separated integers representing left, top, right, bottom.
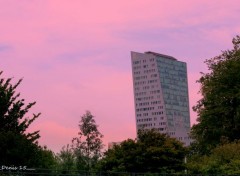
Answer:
57, 127, 186, 174
0, 35, 240, 174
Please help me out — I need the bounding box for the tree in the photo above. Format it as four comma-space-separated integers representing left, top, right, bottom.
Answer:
187, 141, 240, 174
191, 35, 240, 154
72, 111, 104, 171
99, 139, 140, 172
100, 129, 187, 173
137, 129, 187, 172
0, 71, 40, 141
0, 71, 42, 166
34, 146, 58, 172
56, 144, 76, 174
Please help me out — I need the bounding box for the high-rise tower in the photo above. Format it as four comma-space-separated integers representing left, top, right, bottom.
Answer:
131, 51, 191, 145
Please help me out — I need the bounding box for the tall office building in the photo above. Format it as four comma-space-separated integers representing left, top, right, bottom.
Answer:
131, 51, 191, 145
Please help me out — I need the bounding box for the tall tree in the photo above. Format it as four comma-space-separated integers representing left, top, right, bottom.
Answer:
191, 35, 240, 154
72, 111, 104, 171
0, 71, 40, 141
0, 71, 41, 166
100, 129, 187, 173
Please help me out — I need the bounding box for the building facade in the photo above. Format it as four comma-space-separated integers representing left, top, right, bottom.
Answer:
131, 51, 191, 145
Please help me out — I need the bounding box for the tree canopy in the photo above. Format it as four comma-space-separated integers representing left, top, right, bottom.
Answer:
0, 71, 56, 168
100, 129, 187, 173
56, 144, 76, 175
191, 35, 240, 154
187, 141, 240, 174
0, 71, 40, 141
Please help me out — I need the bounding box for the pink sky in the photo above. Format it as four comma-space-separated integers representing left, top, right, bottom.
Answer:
0, 0, 240, 152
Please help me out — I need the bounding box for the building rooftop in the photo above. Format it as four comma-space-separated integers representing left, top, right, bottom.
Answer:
144, 51, 177, 61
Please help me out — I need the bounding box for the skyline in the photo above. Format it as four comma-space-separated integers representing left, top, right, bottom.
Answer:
1, 0, 240, 152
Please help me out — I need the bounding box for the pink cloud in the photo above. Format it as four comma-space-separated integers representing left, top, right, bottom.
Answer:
28, 120, 78, 152
21, 64, 136, 152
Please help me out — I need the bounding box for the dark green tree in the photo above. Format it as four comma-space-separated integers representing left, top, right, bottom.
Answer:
100, 129, 187, 173
187, 141, 240, 174
56, 144, 76, 174
0, 71, 42, 166
0, 71, 40, 141
191, 35, 240, 154
99, 139, 140, 172
72, 111, 104, 171
37, 146, 58, 169
137, 129, 187, 172
0, 131, 40, 166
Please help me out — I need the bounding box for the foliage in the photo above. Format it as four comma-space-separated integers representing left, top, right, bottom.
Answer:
0, 71, 40, 141
191, 35, 240, 154
99, 139, 140, 172
0, 131, 39, 166
187, 141, 240, 174
0, 71, 43, 166
0, 71, 57, 169
37, 146, 58, 170
72, 111, 104, 171
100, 129, 187, 173
56, 144, 76, 174
138, 129, 187, 172
0, 125, 57, 169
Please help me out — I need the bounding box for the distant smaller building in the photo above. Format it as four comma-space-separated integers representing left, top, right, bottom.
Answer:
108, 142, 121, 149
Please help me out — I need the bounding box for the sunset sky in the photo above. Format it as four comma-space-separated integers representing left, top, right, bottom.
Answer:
1, 0, 240, 152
